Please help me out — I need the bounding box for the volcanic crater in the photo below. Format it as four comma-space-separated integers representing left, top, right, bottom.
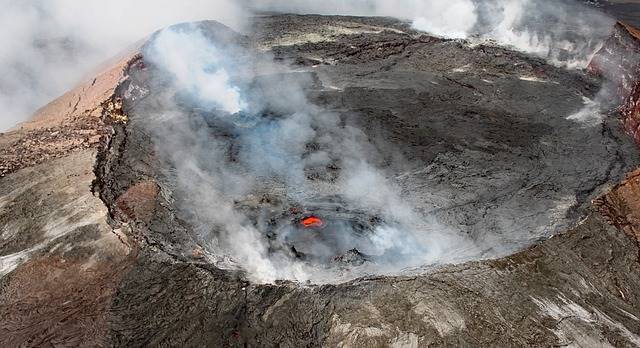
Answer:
3, 12, 640, 347
103, 17, 640, 283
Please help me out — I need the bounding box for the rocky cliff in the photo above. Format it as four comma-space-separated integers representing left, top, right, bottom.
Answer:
589, 21, 640, 146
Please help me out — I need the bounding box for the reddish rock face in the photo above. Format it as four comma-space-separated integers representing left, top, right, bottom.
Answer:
115, 181, 160, 223
0, 54, 135, 177
589, 22, 640, 145
0, 52, 136, 346
595, 169, 640, 244
623, 84, 640, 146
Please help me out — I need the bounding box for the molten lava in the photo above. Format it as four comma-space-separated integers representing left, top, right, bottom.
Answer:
301, 216, 324, 228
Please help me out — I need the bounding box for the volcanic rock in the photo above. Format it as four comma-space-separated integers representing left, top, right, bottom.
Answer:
114, 180, 160, 223
589, 21, 640, 145
2, 14, 640, 347
332, 248, 370, 266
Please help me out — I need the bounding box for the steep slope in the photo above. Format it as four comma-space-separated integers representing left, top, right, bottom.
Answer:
0, 55, 135, 345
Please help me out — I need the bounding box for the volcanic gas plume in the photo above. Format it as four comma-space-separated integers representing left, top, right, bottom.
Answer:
0, 0, 615, 131
113, 10, 638, 283
134, 24, 476, 283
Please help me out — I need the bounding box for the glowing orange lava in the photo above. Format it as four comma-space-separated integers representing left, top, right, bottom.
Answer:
301, 216, 324, 228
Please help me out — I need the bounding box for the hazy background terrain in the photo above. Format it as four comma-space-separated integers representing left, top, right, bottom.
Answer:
0, 0, 636, 131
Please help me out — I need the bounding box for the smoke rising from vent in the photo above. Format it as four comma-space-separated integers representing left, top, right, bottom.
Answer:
251, 0, 614, 67
0, 0, 616, 131
150, 27, 246, 114
472, 0, 614, 68
141, 24, 480, 282
252, 0, 479, 39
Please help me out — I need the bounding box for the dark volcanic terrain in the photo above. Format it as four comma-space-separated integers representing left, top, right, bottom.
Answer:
3, 13, 640, 347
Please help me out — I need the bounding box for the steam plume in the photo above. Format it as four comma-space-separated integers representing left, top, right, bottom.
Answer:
142, 24, 479, 282
0, 0, 246, 131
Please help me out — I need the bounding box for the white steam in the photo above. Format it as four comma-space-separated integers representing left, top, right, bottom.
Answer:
471, 0, 614, 69
411, 0, 477, 39
0, 1, 625, 283
143, 25, 478, 283
251, 0, 613, 68
253, 0, 478, 38
0, 0, 246, 131
567, 97, 605, 126
151, 29, 246, 113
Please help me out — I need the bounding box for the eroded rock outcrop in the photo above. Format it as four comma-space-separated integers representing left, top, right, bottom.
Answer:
596, 169, 640, 245
0, 55, 135, 346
